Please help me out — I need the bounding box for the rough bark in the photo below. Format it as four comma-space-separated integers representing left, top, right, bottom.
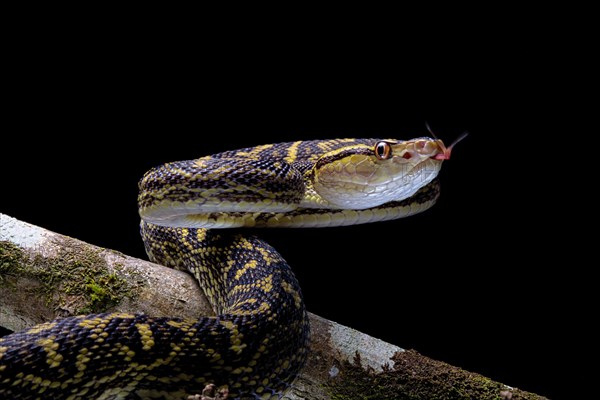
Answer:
0, 213, 548, 399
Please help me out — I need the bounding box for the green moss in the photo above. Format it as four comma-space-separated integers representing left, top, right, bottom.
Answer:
325, 350, 549, 400
0, 239, 135, 315
0, 241, 25, 285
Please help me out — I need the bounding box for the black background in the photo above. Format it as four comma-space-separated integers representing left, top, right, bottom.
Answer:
0, 19, 587, 400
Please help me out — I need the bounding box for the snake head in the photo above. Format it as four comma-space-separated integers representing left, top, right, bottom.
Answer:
312, 134, 465, 210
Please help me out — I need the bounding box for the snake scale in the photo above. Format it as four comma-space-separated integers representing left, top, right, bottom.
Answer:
0, 136, 463, 399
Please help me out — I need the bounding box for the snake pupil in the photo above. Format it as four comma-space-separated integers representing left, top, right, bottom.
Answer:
375, 141, 392, 160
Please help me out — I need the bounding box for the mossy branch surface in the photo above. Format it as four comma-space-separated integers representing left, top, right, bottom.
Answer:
0, 214, 550, 399
323, 350, 548, 400
1, 239, 131, 316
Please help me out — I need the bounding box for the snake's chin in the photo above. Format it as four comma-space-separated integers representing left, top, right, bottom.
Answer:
314, 158, 443, 210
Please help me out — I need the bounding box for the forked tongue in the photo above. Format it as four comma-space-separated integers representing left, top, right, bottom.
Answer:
434, 131, 469, 160
426, 123, 469, 160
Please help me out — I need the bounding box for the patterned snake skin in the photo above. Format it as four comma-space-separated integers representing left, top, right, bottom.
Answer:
0, 137, 457, 399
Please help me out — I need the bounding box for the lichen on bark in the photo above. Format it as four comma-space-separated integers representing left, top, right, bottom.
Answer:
325, 350, 549, 400
0, 239, 135, 317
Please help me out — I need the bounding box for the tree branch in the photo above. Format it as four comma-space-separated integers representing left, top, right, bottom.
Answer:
0, 213, 548, 400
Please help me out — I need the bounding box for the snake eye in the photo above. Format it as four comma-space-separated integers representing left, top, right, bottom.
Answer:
374, 141, 393, 160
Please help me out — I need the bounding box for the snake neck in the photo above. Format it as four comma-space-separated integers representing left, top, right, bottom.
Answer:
140, 221, 310, 396
141, 222, 306, 318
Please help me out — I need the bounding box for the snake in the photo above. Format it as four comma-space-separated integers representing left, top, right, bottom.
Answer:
0, 135, 463, 399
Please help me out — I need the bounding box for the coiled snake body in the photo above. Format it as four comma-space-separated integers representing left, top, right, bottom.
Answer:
0, 137, 457, 399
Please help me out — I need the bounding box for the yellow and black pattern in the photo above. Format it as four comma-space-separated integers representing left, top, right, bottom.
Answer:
1, 138, 450, 399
